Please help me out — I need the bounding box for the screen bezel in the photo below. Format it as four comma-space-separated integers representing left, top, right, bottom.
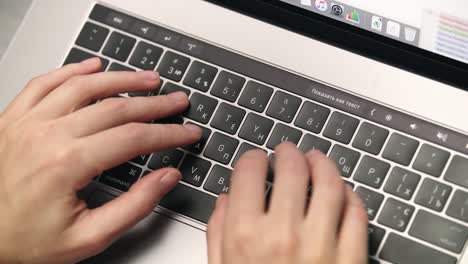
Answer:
205, 0, 468, 90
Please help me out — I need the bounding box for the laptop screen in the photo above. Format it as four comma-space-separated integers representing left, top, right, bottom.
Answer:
281, 0, 468, 65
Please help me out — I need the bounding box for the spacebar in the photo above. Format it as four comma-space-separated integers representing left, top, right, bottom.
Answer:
159, 183, 216, 224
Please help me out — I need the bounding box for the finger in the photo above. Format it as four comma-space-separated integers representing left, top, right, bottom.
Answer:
59, 92, 189, 137
337, 186, 368, 264
268, 142, 309, 221
207, 195, 228, 264
34, 70, 160, 119
75, 123, 201, 188
67, 168, 181, 258
3, 58, 101, 120
227, 150, 268, 219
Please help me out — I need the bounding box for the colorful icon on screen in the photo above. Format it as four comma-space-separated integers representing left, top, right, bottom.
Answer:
371, 16, 383, 31
315, 0, 328, 12
346, 10, 360, 24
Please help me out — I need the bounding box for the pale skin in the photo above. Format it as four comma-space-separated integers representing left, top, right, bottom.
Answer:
0, 58, 368, 264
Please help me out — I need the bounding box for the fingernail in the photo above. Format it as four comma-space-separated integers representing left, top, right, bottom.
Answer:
160, 170, 181, 191
138, 71, 159, 80
80, 57, 100, 65
168, 91, 188, 102
184, 124, 201, 134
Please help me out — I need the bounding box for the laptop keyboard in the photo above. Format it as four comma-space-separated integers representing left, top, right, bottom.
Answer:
65, 4, 468, 264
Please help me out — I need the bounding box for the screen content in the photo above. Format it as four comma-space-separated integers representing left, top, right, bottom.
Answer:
281, 0, 468, 64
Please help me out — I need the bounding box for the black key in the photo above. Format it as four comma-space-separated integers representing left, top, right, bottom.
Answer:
76, 22, 109, 52
445, 155, 468, 188
378, 198, 415, 232
130, 20, 158, 40
157, 51, 190, 81
298, 134, 331, 154
102, 32, 136, 62
183, 123, 212, 154
266, 124, 303, 150
368, 259, 380, 264
204, 165, 232, 195
105, 11, 132, 30
129, 42, 163, 70
179, 155, 212, 187
323, 112, 359, 144
108, 62, 135, 72
267, 154, 276, 183
415, 178, 452, 212
238, 113, 274, 145
356, 186, 384, 220
329, 145, 361, 178
382, 133, 419, 166
210, 71, 245, 102
409, 210, 468, 253
380, 233, 457, 264
384, 167, 421, 200
413, 144, 450, 177
185, 93, 218, 124
159, 82, 191, 96
129, 79, 163, 97
266, 91, 302, 123
352, 122, 389, 155
232, 143, 263, 166
447, 190, 468, 223
294, 101, 330, 134
368, 224, 386, 255
99, 163, 142, 192
131, 153, 151, 166
238, 81, 273, 113
156, 114, 184, 125
148, 149, 184, 170
204, 133, 239, 165
354, 156, 390, 189
64, 48, 108, 71
210, 103, 246, 135
159, 183, 216, 224
153, 30, 181, 49
183, 61, 218, 92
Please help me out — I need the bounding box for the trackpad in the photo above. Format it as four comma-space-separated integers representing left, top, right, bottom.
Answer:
81, 191, 208, 264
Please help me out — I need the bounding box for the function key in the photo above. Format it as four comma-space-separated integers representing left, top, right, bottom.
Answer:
99, 163, 142, 192
414, 178, 452, 212
184, 92, 218, 124
382, 133, 419, 166
153, 30, 181, 48
210, 71, 246, 102
378, 198, 415, 232
183, 61, 218, 92
329, 145, 361, 178
446, 190, 468, 223
63, 48, 108, 71
180, 38, 204, 56
130, 20, 158, 39
183, 123, 212, 154
412, 144, 450, 177
102, 32, 136, 62
444, 155, 468, 188
266, 91, 302, 123
148, 149, 184, 170
204, 133, 239, 165
352, 122, 389, 155
354, 156, 390, 189
160, 82, 191, 96
355, 186, 384, 220
210, 102, 246, 135
180, 155, 212, 187
106, 12, 132, 30
266, 124, 303, 150
76, 22, 109, 52
383, 167, 420, 200
129, 42, 163, 70
108, 63, 135, 72
204, 165, 232, 195
298, 134, 331, 154
157, 51, 191, 81
238, 81, 273, 113
323, 112, 360, 144
294, 101, 330, 134
238, 113, 274, 145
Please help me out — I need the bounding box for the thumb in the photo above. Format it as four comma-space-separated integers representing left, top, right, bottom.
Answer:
68, 168, 181, 258
207, 194, 228, 264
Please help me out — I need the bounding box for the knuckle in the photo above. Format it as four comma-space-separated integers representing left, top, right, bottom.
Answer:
266, 231, 300, 258
123, 122, 147, 139
26, 75, 44, 88
228, 224, 255, 254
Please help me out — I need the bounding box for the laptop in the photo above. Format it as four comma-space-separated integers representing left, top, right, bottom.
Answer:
1, 0, 468, 263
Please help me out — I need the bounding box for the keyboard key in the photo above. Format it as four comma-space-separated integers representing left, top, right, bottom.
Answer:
382, 133, 419, 166
183, 123, 212, 154
204, 165, 232, 195
298, 134, 331, 154
99, 163, 142, 192
129, 42, 163, 70
204, 133, 239, 165
323, 112, 359, 144
210, 71, 245, 102
380, 233, 457, 264
368, 259, 380, 264
329, 145, 361, 178
148, 149, 184, 170
356, 186, 384, 220
266, 91, 302, 123
180, 155, 211, 187
354, 156, 390, 189
159, 82, 191, 96
131, 153, 151, 166
153, 30, 181, 48
294, 101, 330, 134
184, 92, 218, 124
76, 22, 109, 52
159, 183, 216, 224
183, 61, 218, 92
378, 198, 415, 232
210, 103, 246, 135
105, 11, 132, 30
266, 124, 303, 149
108, 62, 135, 72
238, 81, 273, 113
368, 224, 386, 255
238, 113, 274, 145
409, 210, 468, 253
64, 48, 109, 71
444, 155, 468, 188
157, 51, 190, 81
447, 190, 468, 223
415, 178, 452, 212
383, 167, 420, 200
413, 144, 450, 177
352, 122, 389, 155
232, 143, 263, 166
156, 115, 184, 125
130, 20, 157, 40
102, 32, 136, 62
